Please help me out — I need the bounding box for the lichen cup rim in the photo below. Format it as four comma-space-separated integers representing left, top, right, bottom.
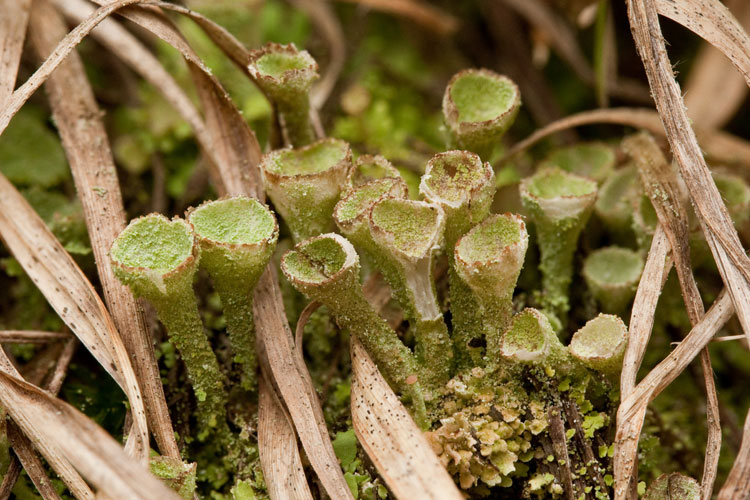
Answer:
334, 177, 408, 232
419, 150, 494, 209
499, 308, 553, 362
442, 68, 521, 136
454, 212, 528, 271
519, 166, 598, 220
280, 233, 358, 288
569, 313, 628, 362
260, 137, 352, 182
186, 196, 279, 252
110, 213, 198, 281
583, 246, 644, 291
368, 197, 445, 261
247, 41, 318, 87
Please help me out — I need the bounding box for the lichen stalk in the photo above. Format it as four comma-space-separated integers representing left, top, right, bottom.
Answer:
442, 69, 521, 160
280, 233, 429, 427
248, 42, 319, 146
187, 197, 279, 391
110, 215, 228, 437
368, 198, 453, 387
520, 167, 597, 329
454, 213, 528, 362
420, 150, 495, 366
260, 137, 352, 242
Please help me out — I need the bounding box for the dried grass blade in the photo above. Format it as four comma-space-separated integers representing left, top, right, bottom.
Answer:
499, 107, 750, 167
0, 0, 31, 103
684, 0, 750, 129
654, 0, 750, 88
0, 371, 182, 500
258, 375, 314, 500
614, 289, 733, 500
6, 422, 61, 500
627, 0, 750, 354
350, 338, 463, 500
0, 173, 149, 461
52, 0, 223, 184
719, 410, 750, 498
29, 0, 179, 459
624, 132, 720, 498
0, 331, 70, 344
0, 347, 93, 499
253, 268, 354, 500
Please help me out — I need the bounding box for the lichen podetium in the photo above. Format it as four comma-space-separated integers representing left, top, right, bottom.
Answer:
110, 214, 229, 439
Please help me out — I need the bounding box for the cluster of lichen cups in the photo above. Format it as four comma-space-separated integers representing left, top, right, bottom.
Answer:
110, 42, 750, 497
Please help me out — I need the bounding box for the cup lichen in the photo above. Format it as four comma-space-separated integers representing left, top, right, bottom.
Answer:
110, 214, 228, 436
187, 197, 278, 390
583, 246, 644, 315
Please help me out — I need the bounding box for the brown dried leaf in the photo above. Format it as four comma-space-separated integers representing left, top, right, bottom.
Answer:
654, 0, 750, 88
614, 289, 733, 500
0, 0, 30, 102
0, 348, 93, 499
258, 376, 314, 500
0, 172, 149, 461
0, 370, 182, 500
29, 0, 179, 459
0, 330, 70, 344
623, 132, 720, 498
254, 268, 354, 500
350, 338, 463, 500
684, 0, 750, 129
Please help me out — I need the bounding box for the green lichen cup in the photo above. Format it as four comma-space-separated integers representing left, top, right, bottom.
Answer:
261, 137, 352, 242
539, 141, 616, 185
583, 246, 644, 314
187, 197, 278, 389
568, 314, 628, 378
455, 213, 528, 359
248, 42, 319, 146
347, 154, 402, 190
443, 69, 521, 160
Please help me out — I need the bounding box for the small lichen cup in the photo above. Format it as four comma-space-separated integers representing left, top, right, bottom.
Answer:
261, 137, 352, 242
520, 167, 598, 329
443, 69, 521, 160
454, 213, 528, 361
110, 214, 227, 436
420, 150, 495, 365
568, 314, 628, 379
187, 197, 278, 390
248, 42, 319, 146
280, 233, 429, 426
539, 141, 616, 185
368, 198, 453, 386
583, 246, 644, 314
346, 154, 402, 190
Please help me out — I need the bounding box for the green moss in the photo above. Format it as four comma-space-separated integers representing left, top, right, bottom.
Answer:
450, 73, 517, 124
